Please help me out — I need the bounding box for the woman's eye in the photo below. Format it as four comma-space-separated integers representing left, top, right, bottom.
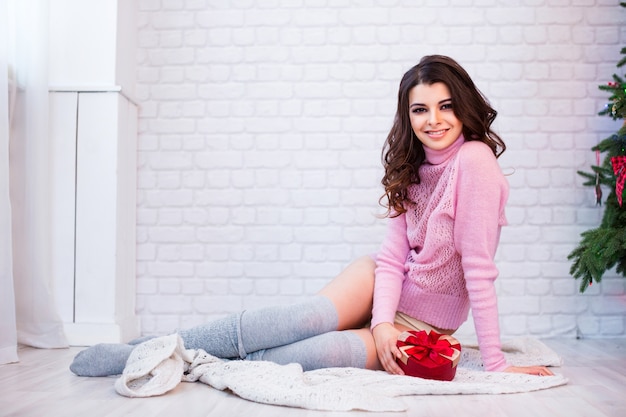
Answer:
441, 103, 453, 110
412, 108, 426, 114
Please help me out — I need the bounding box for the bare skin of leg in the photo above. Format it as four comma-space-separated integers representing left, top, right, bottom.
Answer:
317, 255, 383, 370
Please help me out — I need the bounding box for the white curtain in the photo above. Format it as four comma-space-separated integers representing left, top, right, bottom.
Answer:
0, 0, 19, 365
0, 0, 68, 365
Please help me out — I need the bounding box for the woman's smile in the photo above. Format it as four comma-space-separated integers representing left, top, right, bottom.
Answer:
408, 82, 462, 151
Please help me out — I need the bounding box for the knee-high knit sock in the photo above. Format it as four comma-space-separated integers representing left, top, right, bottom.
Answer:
70, 295, 338, 376
246, 330, 367, 371
179, 295, 338, 359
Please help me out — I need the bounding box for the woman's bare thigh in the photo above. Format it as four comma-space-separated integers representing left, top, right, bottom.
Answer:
317, 255, 376, 331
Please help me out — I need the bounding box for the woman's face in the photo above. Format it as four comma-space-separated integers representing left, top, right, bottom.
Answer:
408, 82, 463, 152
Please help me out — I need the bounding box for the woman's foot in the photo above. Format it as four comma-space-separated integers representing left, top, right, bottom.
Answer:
69, 343, 134, 377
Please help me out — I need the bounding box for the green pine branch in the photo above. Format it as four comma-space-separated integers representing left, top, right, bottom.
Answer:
567, 10, 626, 291
567, 227, 626, 292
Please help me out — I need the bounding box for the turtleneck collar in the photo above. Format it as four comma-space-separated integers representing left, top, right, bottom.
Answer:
423, 134, 465, 165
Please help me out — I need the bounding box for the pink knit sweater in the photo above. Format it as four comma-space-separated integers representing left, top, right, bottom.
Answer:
371, 135, 509, 371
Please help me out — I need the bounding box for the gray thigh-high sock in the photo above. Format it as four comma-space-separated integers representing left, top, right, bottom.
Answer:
246, 331, 367, 371
180, 295, 338, 359
69, 295, 338, 376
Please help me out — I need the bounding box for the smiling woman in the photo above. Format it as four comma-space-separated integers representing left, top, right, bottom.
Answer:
380, 55, 505, 218
71, 55, 553, 380
408, 82, 463, 152
371, 55, 551, 377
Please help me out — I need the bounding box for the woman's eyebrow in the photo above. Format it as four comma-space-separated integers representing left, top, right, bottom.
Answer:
409, 98, 452, 108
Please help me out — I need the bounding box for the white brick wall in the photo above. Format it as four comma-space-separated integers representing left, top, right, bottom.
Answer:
136, 1, 626, 339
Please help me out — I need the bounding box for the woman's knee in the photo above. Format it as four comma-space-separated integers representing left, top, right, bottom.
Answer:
320, 256, 375, 293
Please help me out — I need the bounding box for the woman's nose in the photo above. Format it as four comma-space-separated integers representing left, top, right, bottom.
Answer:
428, 109, 441, 125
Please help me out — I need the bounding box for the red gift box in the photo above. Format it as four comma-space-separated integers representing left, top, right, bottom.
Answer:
396, 330, 461, 381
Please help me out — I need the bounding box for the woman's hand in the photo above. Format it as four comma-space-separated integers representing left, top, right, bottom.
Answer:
504, 365, 554, 376
372, 323, 404, 375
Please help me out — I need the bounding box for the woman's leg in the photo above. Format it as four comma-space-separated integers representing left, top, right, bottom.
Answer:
242, 255, 380, 371
70, 295, 338, 376
179, 295, 338, 358
349, 328, 383, 370
246, 330, 367, 371
244, 328, 381, 372
310, 255, 382, 370
317, 255, 376, 330
70, 256, 378, 376
182, 255, 376, 357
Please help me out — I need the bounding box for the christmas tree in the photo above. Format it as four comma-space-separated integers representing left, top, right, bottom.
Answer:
567, 3, 626, 292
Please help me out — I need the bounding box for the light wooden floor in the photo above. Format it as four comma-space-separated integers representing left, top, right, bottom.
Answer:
0, 338, 624, 417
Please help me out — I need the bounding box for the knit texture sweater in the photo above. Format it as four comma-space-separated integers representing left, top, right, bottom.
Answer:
371, 136, 509, 371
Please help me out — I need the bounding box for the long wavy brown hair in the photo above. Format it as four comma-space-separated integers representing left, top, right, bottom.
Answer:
380, 55, 506, 217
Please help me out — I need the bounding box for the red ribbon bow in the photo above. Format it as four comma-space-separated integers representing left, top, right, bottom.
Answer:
401, 331, 454, 365
611, 156, 626, 206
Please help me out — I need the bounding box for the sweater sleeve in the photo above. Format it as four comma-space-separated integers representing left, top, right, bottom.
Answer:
453, 141, 509, 372
371, 212, 410, 330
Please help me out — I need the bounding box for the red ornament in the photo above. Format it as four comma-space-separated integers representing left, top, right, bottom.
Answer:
611, 156, 626, 206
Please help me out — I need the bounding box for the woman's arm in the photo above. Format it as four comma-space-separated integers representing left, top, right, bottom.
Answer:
371, 212, 410, 374
454, 141, 509, 372
455, 142, 555, 376
371, 212, 410, 329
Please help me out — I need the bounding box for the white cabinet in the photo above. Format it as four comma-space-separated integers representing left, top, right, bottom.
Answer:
47, 0, 138, 345
49, 90, 139, 345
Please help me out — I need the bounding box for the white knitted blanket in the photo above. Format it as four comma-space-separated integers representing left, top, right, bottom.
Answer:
114, 334, 568, 412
